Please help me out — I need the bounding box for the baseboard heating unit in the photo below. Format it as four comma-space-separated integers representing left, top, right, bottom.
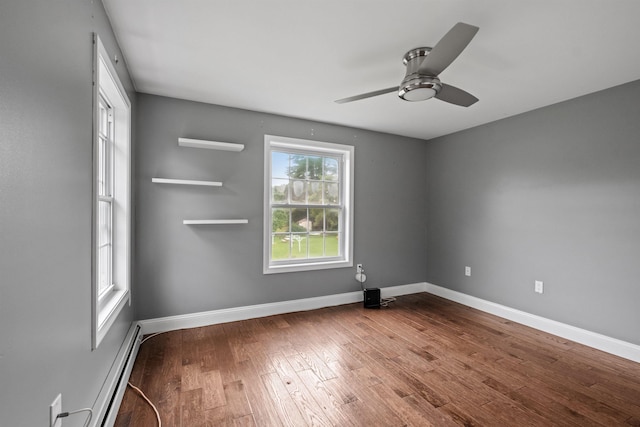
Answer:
95, 323, 142, 427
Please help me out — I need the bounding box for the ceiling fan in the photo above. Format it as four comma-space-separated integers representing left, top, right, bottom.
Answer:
335, 22, 479, 107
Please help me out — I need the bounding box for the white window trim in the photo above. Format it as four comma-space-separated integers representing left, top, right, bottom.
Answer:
263, 134, 354, 274
92, 35, 131, 349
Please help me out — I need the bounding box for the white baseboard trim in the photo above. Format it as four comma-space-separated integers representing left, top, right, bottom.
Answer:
138, 282, 426, 335
137, 281, 639, 363
424, 283, 640, 363
380, 282, 427, 298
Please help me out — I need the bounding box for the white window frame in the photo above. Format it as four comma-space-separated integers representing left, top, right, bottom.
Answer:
92, 35, 131, 349
264, 135, 354, 274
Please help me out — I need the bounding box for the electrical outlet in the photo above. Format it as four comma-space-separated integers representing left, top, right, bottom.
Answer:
535, 280, 544, 294
50, 393, 62, 427
356, 264, 363, 273
465, 266, 471, 277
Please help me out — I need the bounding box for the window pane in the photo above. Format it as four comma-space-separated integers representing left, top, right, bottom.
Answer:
98, 137, 106, 196
308, 181, 322, 204
97, 200, 112, 294
324, 182, 339, 204
271, 151, 289, 179
99, 103, 108, 136
309, 208, 324, 232
307, 155, 323, 180
271, 233, 291, 260
291, 180, 306, 203
324, 157, 339, 181
98, 136, 112, 197
325, 233, 340, 257
326, 208, 340, 232
272, 208, 290, 232
289, 155, 306, 179
271, 179, 288, 203
309, 233, 325, 257
291, 208, 308, 232
98, 96, 112, 198
290, 234, 308, 258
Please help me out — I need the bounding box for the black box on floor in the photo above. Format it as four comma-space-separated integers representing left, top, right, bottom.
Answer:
363, 288, 381, 309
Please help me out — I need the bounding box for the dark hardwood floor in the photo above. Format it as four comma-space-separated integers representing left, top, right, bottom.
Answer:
115, 293, 640, 426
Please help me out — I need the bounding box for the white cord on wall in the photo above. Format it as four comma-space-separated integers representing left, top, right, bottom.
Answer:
355, 266, 367, 291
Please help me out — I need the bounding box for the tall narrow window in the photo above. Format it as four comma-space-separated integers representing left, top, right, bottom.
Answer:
92, 35, 131, 349
264, 135, 354, 274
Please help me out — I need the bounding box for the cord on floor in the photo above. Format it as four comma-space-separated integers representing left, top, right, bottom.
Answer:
126, 331, 166, 427
140, 332, 163, 345
127, 382, 162, 427
380, 296, 397, 307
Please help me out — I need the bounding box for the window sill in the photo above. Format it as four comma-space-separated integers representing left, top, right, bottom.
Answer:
264, 259, 352, 275
95, 288, 129, 349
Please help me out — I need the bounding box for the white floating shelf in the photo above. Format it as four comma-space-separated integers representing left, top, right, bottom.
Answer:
152, 178, 222, 187
183, 219, 248, 225
178, 137, 244, 152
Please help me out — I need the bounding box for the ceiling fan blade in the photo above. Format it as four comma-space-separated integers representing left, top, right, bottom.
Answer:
418, 22, 479, 76
435, 84, 478, 107
335, 86, 398, 104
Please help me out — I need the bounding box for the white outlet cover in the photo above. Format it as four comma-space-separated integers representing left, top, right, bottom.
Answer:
50, 393, 62, 427
465, 266, 471, 276
535, 280, 544, 294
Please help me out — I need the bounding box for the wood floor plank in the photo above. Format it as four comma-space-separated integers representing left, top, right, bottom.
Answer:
268, 352, 332, 427
626, 415, 640, 426
203, 405, 230, 426
506, 386, 598, 427
321, 355, 407, 426
235, 358, 284, 426
589, 383, 640, 416
439, 401, 486, 427
115, 293, 640, 426
202, 370, 226, 410
180, 388, 204, 427
181, 363, 200, 391
223, 380, 253, 421
260, 372, 308, 426
295, 368, 356, 426
368, 382, 445, 427
232, 413, 257, 426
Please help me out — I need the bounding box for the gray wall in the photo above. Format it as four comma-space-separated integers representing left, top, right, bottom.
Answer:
135, 94, 427, 320
426, 80, 640, 345
0, 1, 136, 426
2, 5, 635, 425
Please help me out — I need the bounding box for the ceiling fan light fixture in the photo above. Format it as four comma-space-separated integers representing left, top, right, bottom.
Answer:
398, 76, 442, 102
335, 23, 479, 106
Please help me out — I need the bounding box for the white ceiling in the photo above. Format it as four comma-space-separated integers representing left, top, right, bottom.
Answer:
103, 0, 640, 140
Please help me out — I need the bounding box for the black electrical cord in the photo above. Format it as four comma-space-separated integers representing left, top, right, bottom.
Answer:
55, 408, 92, 427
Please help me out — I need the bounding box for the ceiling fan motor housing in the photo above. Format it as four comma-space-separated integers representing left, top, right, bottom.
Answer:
399, 47, 442, 101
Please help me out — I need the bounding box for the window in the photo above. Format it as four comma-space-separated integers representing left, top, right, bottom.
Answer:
92, 35, 131, 349
264, 135, 354, 274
